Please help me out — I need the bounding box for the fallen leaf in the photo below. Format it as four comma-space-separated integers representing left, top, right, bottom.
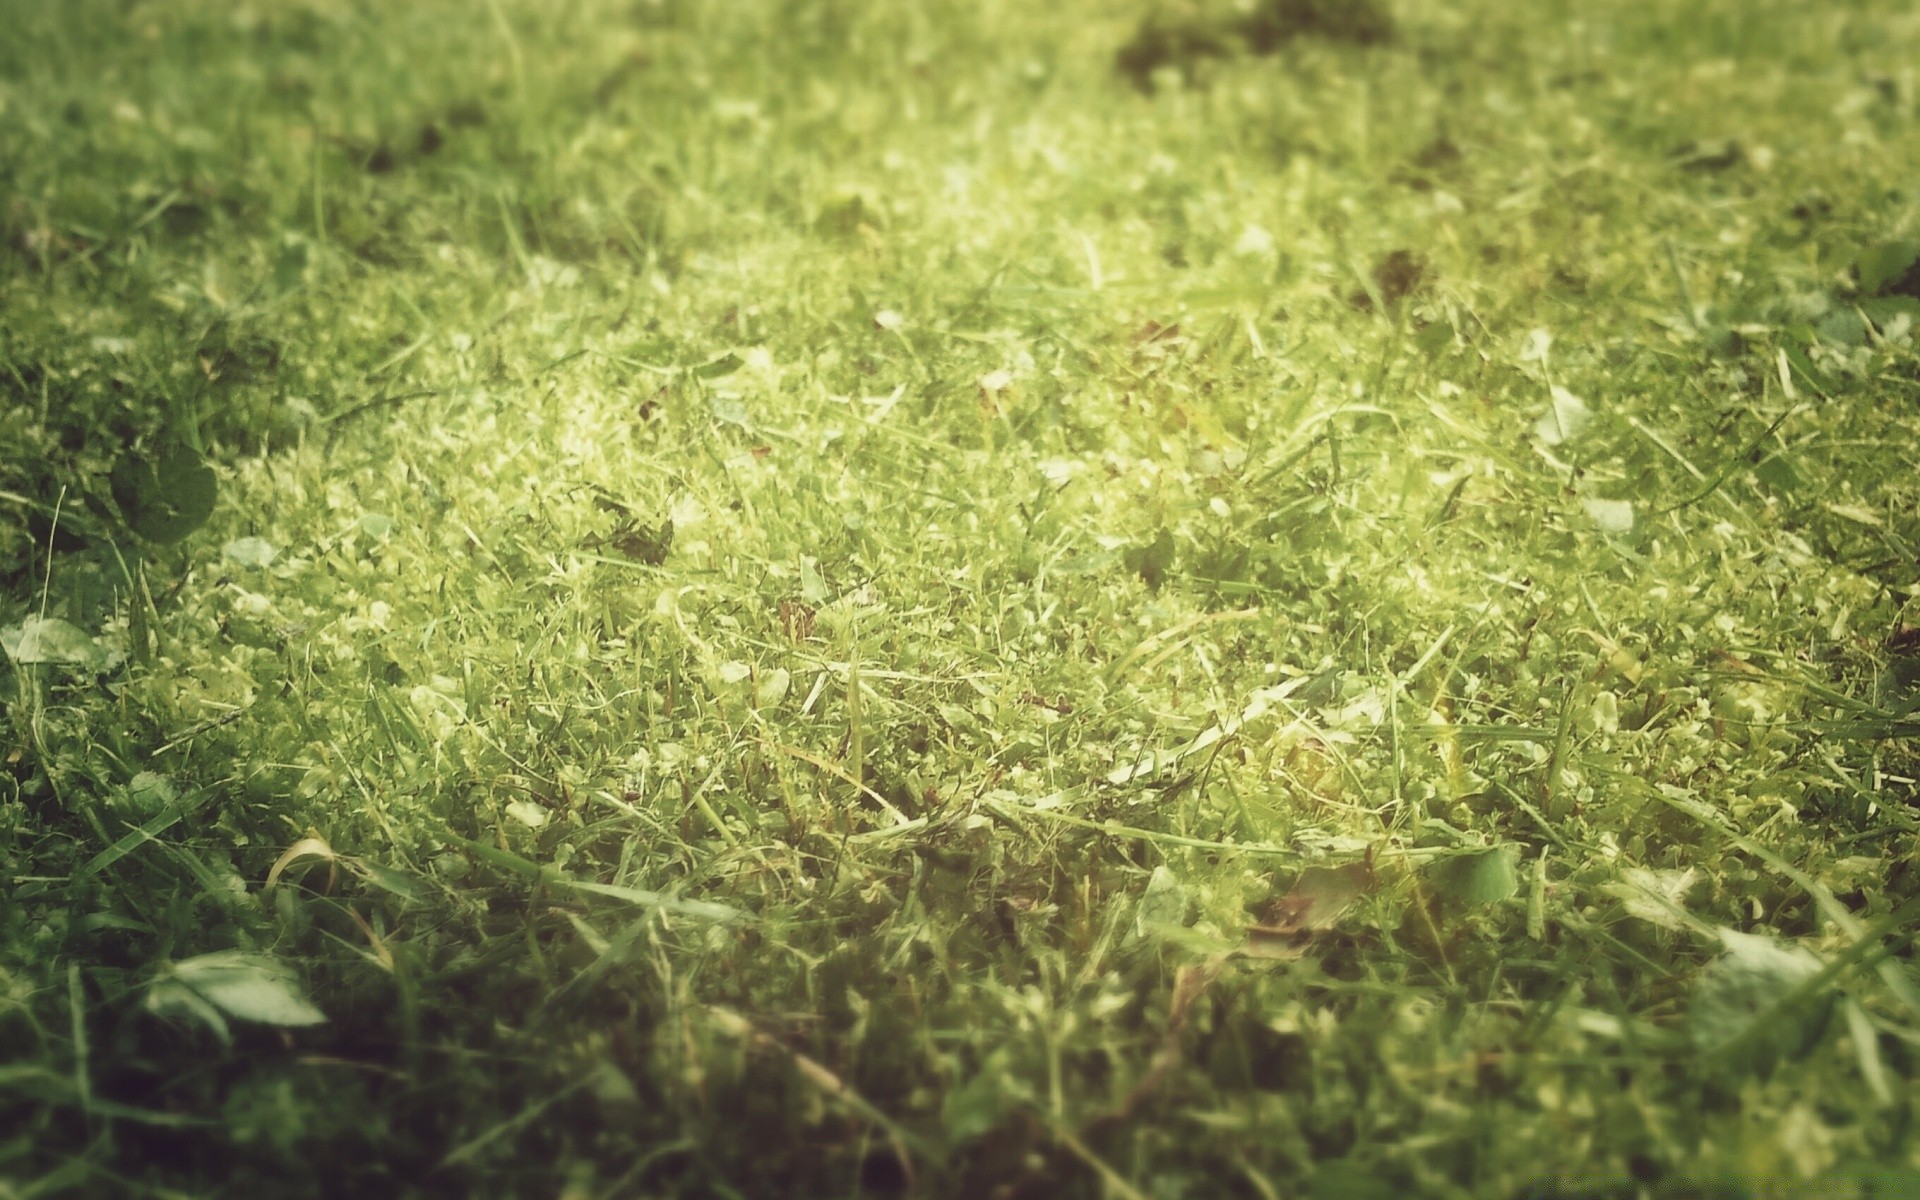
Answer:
1135, 865, 1190, 938
1582, 497, 1635, 534
265, 835, 337, 892
1262, 860, 1375, 933
1689, 928, 1831, 1071
1426, 845, 1520, 907
222, 536, 278, 568
1245, 858, 1375, 958
2, 616, 118, 671
1534, 387, 1591, 446
1602, 866, 1699, 931
505, 799, 550, 829
152, 951, 327, 1035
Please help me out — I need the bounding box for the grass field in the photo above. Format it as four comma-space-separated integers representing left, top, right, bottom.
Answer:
5, 0, 1920, 1195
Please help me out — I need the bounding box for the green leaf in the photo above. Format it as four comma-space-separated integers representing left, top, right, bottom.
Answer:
799, 556, 829, 604
1843, 1167, 1920, 1195
122, 771, 179, 817
586, 1060, 642, 1110
565, 880, 748, 924
145, 978, 233, 1045
1701, 323, 1744, 359
691, 350, 743, 379
1271, 861, 1375, 932
707, 394, 750, 426
272, 234, 310, 291
1, 616, 118, 671
1533, 386, 1590, 446
221, 536, 278, 567
1860, 294, 1920, 330
1308, 1160, 1400, 1200
756, 666, 792, 707
505, 798, 550, 828
1842, 996, 1894, 1108
153, 952, 326, 1033
1688, 928, 1831, 1070
1426, 846, 1520, 906
1124, 528, 1177, 588
1754, 454, 1800, 494
1816, 309, 1867, 347
941, 1054, 1017, 1142
110, 447, 217, 544
1856, 240, 1920, 296
77, 787, 215, 879
1135, 864, 1190, 937
1602, 866, 1699, 931
1581, 496, 1634, 534
346, 857, 430, 904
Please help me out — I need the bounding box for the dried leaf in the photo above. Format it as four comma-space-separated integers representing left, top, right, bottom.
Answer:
606, 517, 673, 564
1266, 861, 1375, 933
264, 835, 337, 892
1602, 866, 1698, 931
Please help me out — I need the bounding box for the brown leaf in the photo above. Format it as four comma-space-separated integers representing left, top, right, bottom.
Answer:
265, 835, 337, 893
778, 599, 816, 641
1244, 858, 1375, 958
1242, 925, 1310, 960
1350, 250, 1428, 310
1263, 859, 1376, 933
606, 518, 673, 564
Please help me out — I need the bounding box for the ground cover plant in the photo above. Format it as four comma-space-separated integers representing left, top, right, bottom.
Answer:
5, 0, 1920, 1195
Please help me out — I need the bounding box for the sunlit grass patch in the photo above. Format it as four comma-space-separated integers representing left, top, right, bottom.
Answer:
4, 0, 1920, 1196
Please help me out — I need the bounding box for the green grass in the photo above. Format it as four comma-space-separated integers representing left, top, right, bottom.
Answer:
5, 0, 1920, 1195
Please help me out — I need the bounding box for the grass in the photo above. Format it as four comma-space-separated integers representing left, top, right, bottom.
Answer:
4, 0, 1920, 1195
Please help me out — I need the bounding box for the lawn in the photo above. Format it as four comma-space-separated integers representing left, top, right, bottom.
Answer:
5, 0, 1920, 1196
